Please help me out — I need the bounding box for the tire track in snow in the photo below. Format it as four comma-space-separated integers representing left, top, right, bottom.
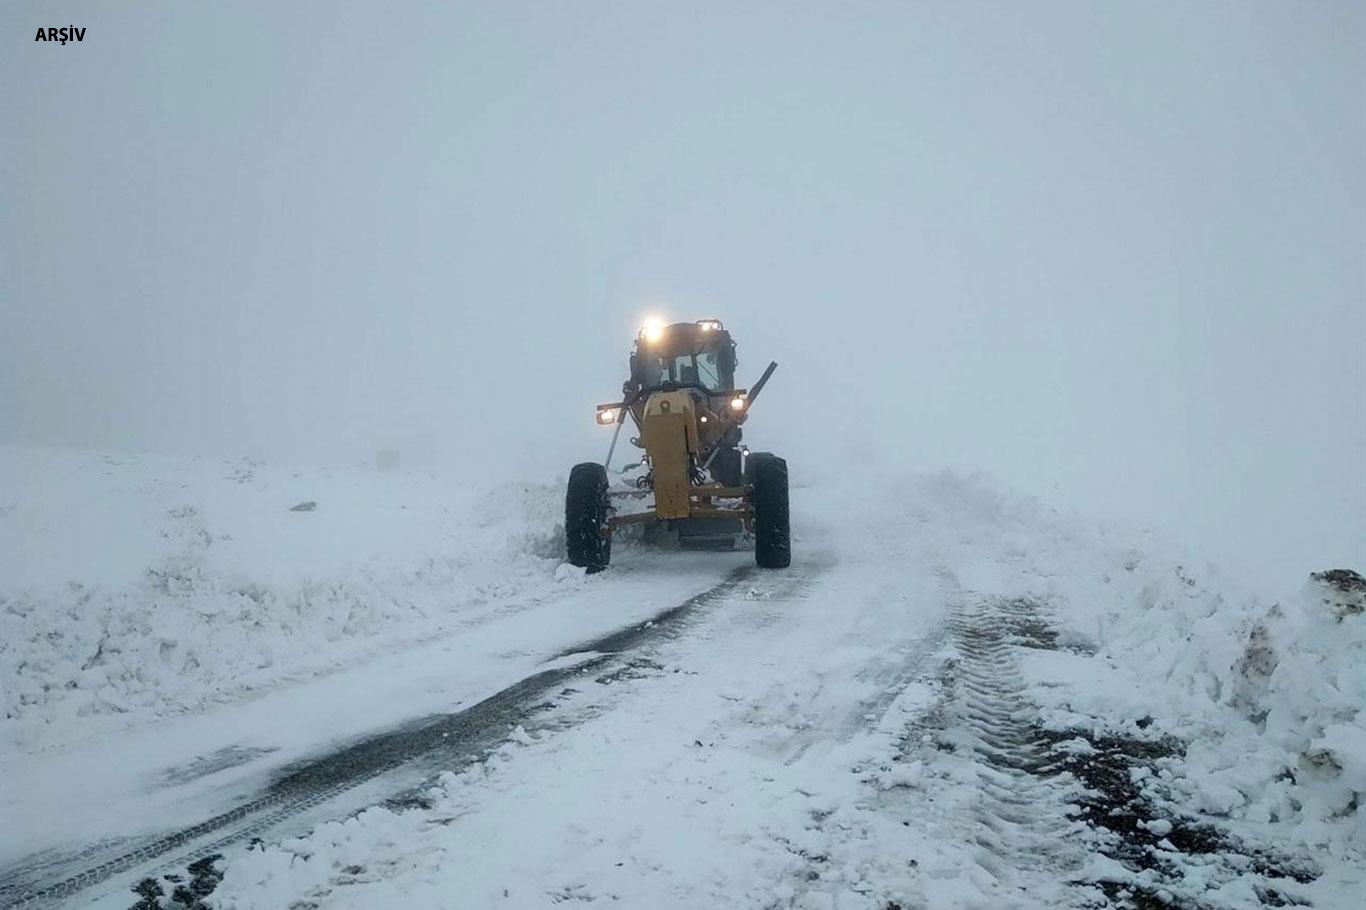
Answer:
1, 561, 822, 909
943, 597, 1087, 892
822, 592, 1327, 910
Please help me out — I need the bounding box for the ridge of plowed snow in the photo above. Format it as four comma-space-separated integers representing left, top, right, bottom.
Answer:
0, 446, 572, 749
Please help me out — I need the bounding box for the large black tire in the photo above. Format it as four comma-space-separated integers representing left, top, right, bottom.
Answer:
749, 454, 790, 568
744, 450, 769, 481
566, 462, 611, 572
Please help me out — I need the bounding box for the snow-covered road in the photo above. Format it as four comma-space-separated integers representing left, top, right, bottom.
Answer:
2, 448, 1362, 909
9, 522, 957, 909
2, 549, 759, 901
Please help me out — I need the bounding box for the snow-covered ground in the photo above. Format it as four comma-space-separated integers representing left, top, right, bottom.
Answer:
2, 447, 1361, 908
1, 445, 568, 751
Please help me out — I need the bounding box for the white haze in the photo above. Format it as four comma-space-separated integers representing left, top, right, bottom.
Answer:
3, 1, 1363, 587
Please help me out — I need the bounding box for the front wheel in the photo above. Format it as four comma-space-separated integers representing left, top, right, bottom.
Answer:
749, 454, 790, 568
566, 463, 611, 572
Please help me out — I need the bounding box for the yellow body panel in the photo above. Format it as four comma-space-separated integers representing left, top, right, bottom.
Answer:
642, 392, 699, 519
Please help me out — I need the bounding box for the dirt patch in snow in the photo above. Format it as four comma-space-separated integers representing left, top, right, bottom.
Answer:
1308, 568, 1365, 621
1040, 726, 1319, 908
129, 854, 222, 910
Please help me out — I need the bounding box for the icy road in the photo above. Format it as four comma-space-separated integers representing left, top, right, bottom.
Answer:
1, 448, 1361, 909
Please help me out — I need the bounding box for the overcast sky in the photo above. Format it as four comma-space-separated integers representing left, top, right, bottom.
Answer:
3, 1, 1363, 586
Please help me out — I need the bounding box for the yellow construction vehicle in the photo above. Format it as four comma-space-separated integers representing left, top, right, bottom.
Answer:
566, 318, 789, 572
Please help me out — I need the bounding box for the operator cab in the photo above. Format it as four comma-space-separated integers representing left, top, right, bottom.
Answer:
626, 319, 737, 397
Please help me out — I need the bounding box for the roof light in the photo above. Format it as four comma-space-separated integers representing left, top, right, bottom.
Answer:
640, 318, 666, 344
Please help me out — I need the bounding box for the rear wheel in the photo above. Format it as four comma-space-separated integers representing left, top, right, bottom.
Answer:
749, 454, 790, 568
566, 463, 611, 572
744, 451, 772, 482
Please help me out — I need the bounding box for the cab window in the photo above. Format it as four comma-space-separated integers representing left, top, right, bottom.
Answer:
634, 345, 727, 392
695, 350, 722, 390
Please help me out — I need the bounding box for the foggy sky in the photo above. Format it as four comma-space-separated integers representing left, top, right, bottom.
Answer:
3, 1, 1363, 586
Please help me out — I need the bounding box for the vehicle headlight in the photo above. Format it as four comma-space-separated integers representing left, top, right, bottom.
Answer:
596, 408, 618, 425
730, 397, 745, 411
641, 318, 665, 344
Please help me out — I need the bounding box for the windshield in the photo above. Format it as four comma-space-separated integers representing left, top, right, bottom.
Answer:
637, 345, 727, 392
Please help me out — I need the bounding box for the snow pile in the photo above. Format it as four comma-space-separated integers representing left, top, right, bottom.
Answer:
0, 446, 570, 747
1224, 571, 1366, 847
1061, 553, 1365, 859
211, 802, 447, 910
871, 472, 1365, 859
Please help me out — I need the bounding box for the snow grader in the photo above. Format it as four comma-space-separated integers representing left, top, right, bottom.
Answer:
565, 318, 790, 572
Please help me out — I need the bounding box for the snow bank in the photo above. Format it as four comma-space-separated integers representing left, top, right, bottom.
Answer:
864, 471, 1365, 859
1068, 553, 1365, 860
0, 446, 569, 748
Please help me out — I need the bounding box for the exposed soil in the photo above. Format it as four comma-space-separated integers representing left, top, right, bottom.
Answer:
128, 855, 222, 910
1041, 722, 1319, 907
